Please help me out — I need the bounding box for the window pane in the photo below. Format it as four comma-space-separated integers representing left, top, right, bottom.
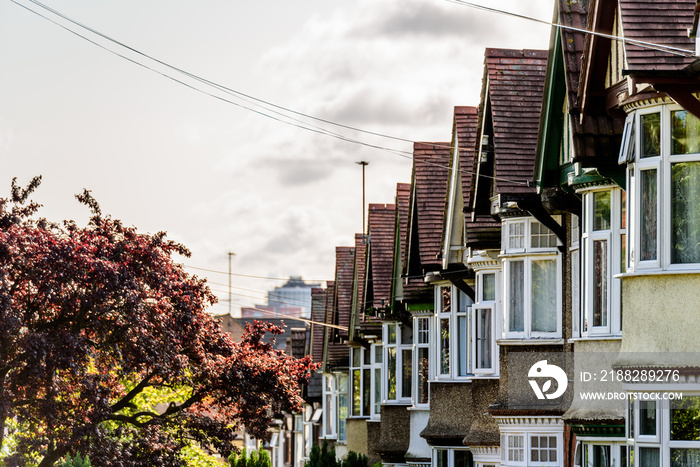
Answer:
532, 221, 558, 248
671, 448, 700, 467
476, 308, 492, 369
639, 447, 660, 467
593, 445, 610, 467
373, 368, 381, 414
640, 169, 658, 261
671, 396, 700, 441
454, 450, 471, 467
640, 400, 657, 436
387, 347, 396, 400
436, 449, 448, 467
374, 344, 383, 364
641, 112, 661, 158
325, 391, 333, 434
441, 286, 451, 313
387, 324, 396, 344
671, 161, 700, 264
672, 109, 700, 155
594, 191, 611, 231
483, 273, 496, 301
509, 261, 525, 332
457, 315, 469, 376
401, 348, 412, 399
532, 259, 557, 332
401, 323, 413, 345
352, 369, 361, 416
418, 317, 429, 344
363, 368, 370, 415
417, 347, 429, 404
509, 221, 525, 249
440, 318, 450, 374
593, 239, 608, 327
338, 391, 347, 441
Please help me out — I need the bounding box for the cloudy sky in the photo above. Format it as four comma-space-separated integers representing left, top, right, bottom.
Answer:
1, 0, 553, 316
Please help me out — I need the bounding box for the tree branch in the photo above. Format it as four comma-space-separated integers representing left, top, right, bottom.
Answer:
110, 371, 156, 414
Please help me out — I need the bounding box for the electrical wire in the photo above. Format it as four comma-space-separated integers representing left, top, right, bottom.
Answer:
11, 0, 415, 160
9, 0, 549, 186
445, 0, 697, 58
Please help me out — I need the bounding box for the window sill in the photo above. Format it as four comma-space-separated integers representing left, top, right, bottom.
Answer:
568, 335, 622, 343
408, 405, 430, 412
497, 338, 565, 346
615, 268, 700, 279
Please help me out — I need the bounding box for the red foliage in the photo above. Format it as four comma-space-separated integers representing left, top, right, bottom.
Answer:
0, 178, 320, 466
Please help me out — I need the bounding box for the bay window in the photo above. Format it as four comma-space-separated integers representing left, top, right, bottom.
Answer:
627, 394, 700, 466
434, 284, 473, 380
350, 344, 382, 418
384, 322, 412, 404
473, 270, 499, 374
573, 442, 626, 467
434, 447, 473, 467
502, 217, 562, 339
580, 187, 625, 336
322, 373, 348, 441
625, 105, 700, 271
414, 315, 430, 405
501, 431, 562, 466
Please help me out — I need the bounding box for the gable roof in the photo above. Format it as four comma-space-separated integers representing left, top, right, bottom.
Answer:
442, 106, 479, 266
405, 142, 452, 274
480, 48, 548, 195
620, 0, 696, 71
309, 287, 326, 362
366, 203, 396, 309
455, 106, 479, 210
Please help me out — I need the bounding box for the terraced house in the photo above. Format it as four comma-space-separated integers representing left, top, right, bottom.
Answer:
262, 1, 700, 467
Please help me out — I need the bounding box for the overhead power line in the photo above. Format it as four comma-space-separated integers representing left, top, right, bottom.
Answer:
445, 0, 697, 58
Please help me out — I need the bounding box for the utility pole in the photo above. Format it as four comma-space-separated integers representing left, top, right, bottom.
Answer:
356, 161, 369, 236
228, 251, 236, 315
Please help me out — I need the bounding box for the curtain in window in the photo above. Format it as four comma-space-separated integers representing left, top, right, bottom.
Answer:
672, 161, 700, 263
509, 261, 524, 332
531, 259, 557, 332
640, 169, 658, 261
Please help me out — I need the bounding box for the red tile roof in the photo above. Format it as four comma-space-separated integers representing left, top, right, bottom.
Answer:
310, 287, 326, 362
325, 247, 355, 368
366, 204, 396, 308
483, 48, 548, 194
409, 142, 452, 271
354, 233, 367, 320
619, 0, 696, 71
395, 182, 411, 274
454, 106, 479, 210
564, 0, 626, 164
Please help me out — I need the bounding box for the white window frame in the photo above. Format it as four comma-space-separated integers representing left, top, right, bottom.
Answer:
501, 217, 562, 340
322, 374, 337, 439
413, 315, 431, 407
500, 431, 563, 467
580, 186, 625, 337
383, 322, 412, 404
626, 104, 700, 272
571, 214, 581, 338
473, 270, 500, 375
628, 393, 700, 466
433, 446, 473, 467
322, 372, 348, 441
349, 345, 382, 419
433, 284, 473, 381
574, 440, 626, 467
